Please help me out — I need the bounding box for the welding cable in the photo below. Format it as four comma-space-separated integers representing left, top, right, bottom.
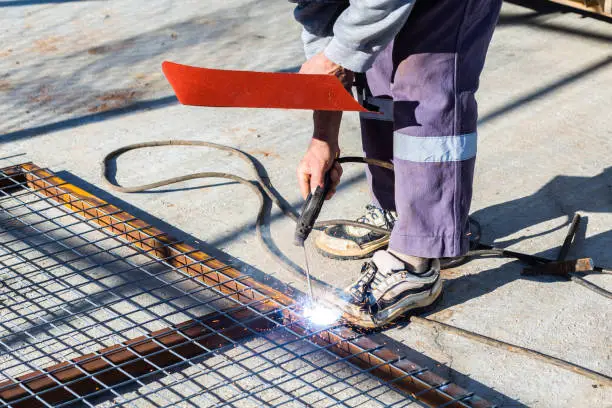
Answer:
101, 141, 610, 295
102, 142, 464, 242
101, 140, 394, 293
568, 274, 612, 299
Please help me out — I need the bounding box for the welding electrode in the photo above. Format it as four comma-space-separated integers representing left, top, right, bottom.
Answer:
294, 170, 333, 300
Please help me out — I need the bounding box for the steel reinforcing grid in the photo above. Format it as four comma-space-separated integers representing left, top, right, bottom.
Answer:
0, 162, 492, 408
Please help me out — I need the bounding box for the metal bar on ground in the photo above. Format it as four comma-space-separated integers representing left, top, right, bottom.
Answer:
557, 214, 581, 262
520, 213, 611, 299
409, 316, 612, 386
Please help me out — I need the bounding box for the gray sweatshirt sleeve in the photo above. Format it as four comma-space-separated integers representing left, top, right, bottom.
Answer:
326, 0, 416, 72
293, 1, 416, 73
293, 2, 348, 60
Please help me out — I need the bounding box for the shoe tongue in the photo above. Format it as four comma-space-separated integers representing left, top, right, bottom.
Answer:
372, 250, 405, 274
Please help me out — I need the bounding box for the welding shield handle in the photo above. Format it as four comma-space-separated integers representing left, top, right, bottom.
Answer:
294, 171, 332, 247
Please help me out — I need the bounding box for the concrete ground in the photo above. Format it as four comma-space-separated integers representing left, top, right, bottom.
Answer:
1, 0, 611, 407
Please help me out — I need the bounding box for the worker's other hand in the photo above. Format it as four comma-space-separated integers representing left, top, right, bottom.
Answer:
299, 52, 354, 89
297, 138, 342, 201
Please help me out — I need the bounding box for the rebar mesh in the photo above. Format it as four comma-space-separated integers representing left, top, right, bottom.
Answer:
0, 163, 487, 408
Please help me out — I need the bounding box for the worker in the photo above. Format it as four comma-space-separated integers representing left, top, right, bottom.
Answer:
292, 0, 502, 324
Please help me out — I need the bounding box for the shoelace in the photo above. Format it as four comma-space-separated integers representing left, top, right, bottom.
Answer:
351, 205, 396, 234
349, 261, 379, 304
382, 210, 397, 229
351, 260, 404, 301
356, 204, 380, 225
355, 258, 417, 299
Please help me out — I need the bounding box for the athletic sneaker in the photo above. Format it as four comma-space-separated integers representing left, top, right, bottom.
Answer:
315, 204, 397, 260
341, 250, 442, 328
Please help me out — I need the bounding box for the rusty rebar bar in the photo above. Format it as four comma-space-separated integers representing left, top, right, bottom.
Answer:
410, 316, 612, 386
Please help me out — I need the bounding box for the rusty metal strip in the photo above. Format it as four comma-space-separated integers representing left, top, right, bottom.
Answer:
162, 61, 370, 112
0, 310, 275, 408
2, 163, 493, 408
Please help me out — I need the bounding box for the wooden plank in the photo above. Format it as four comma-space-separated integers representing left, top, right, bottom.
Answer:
542, 0, 612, 17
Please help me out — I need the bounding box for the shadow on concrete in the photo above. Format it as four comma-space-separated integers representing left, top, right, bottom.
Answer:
0, 0, 300, 140
478, 55, 612, 126
0, 0, 94, 6
0, 95, 178, 143
1, 1, 607, 143
422, 166, 611, 317
372, 167, 610, 405
366, 328, 528, 407
0, 153, 26, 161
55, 164, 364, 290
51, 170, 297, 292
47, 169, 517, 407
2, 50, 607, 147
473, 167, 612, 250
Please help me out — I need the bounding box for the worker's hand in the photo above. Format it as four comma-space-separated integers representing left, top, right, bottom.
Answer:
297, 52, 350, 201
299, 52, 354, 89
297, 138, 343, 201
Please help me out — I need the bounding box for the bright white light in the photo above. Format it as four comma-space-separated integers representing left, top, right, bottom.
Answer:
302, 303, 342, 326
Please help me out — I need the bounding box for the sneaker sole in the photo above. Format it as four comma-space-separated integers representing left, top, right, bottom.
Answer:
374, 279, 444, 326
315, 234, 390, 260
342, 280, 444, 329
316, 235, 469, 268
